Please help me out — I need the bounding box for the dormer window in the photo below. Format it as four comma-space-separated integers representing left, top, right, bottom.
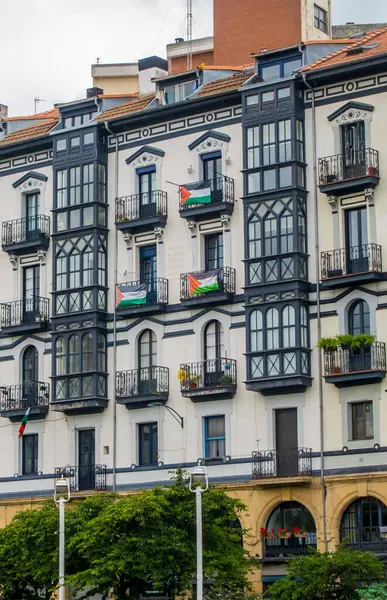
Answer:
260, 57, 302, 82
164, 80, 198, 105
62, 111, 98, 129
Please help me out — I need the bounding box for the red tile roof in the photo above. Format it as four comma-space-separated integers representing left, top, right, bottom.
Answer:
0, 119, 58, 146
4, 108, 59, 122
196, 69, 254, 97
301, 26, 387, 72
96, 94, 155, 122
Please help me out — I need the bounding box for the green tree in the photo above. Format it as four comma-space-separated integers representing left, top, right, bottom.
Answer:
67, 470, 252, 599
267, 546, 384, 600
358, 583, 387, 599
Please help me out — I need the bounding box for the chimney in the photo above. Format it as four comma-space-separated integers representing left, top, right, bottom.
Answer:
86, 86, 104, 98
0, 104, 8, 120
138, 56, 168, 94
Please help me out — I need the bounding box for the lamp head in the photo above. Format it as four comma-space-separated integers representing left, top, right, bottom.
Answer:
189, 465, 208, 491
147, 402, 162, 408
54, 477, 70, 502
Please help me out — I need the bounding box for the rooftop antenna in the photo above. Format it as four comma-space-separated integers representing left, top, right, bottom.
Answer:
34, 97, 46, 114
187, 0, 193, 71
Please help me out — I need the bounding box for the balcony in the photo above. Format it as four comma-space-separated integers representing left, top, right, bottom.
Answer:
318, 148, 379, 195
246, 349, 312, 395
0, 297, 49, 334
116, 366, 169, 409
55, 465, 107, 492
340, 526, 387, 556
180, 358, 237, 401
323, 342, 386, 387
0, 382, 50, 421
115, 191, 167, 234
252, 448, 313, 486
263, 533, 317, 561
179, 176, 234, 222
2, 216, 50, 255
180, 267, 235, 307
321, 244, 382, 288
116, 278, 168, 316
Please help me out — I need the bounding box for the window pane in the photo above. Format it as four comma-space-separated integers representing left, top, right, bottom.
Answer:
56, 139, 66, 152
280, 166, 292, 188
70, 167, 81, 205
69, 335, 81, 373
246, 94, 259, 106
266, 308, 279, 350
284, 58, 302, 77
84, 132, 94, 145
82, 333, 93, 371
23, 435, 38, 475
278, 87, 290, 100
56, 337, 66, 375
83, 164, 94, 203
264, 169, 276, 191
250, 310, 263, 352
261, 65, 280, 82
57, 170, 67, 208
205, 416, 225, 458
71, 136, 80, 148
248, 172, 260, 194
70, 209, 80, 229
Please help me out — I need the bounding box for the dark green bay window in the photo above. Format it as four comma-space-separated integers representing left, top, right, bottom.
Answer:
246, 196, 307, 285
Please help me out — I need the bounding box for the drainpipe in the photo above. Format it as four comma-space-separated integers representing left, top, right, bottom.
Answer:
104, 120, 119, 493
301, 72, 328, 553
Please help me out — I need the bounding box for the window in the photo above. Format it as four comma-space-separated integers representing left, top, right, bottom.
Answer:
205, 233, 223, 270
204, 320, 224, 361
261, 64, 281, 82
278, 120, 291, 163
138, 166, 156, 205
83, 164, 94, 203
250, 304, 306, 352
98, 164, 106, 203
282, 306, 296, 347
164, 80, 198, 104
57, 170, 67, 208
278, 87, 290, 101
69, 167, 81, 205
263, 123, 276, 166
247, 126, 260, 170
56, 139, 66, 152
250, 310, 263, 352
348, 300, 370, 335
82, 333, 93, 371
264, 215, 277, 255
204, 416, 226, 458
138, 330, 156, 371
351, 401, 373, 440
69, 251, 81, 288
164, 85, 176, 104
139, 422, 158, 465
260, 57, 302, 81
340, 497, 387, 546
300, 306, 308, 347
280, 210, 293, 253
314, 4, 328, 32
296, 120, 304, 162
84, 131, 94, 146
98, 333, 106, 371
22, 434, 38, 475
246, 94, 259, 106
267, 502, 316, 538
70, 136, 80, 149
56, 337, 66, 375
266, 308, 280, 350
68, 334, 81, 373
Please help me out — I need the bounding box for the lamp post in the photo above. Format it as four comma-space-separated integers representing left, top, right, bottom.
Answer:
189, 465, 208, 600
54, 477, 70, 600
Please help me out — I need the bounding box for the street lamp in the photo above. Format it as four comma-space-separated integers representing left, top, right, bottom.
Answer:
54, 477, 70, 600
189, 466, 208, 600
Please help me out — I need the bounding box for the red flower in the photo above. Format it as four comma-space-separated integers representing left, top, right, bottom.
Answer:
260, 527, 269, 535
278, 527, 288, 533
293, 526, 301, 533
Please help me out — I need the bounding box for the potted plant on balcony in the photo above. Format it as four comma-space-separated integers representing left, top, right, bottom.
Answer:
260, 527, 275, 539
317, 336, 341, 374
189, 374, 201, 389
293, 526, 306, 538
219, 374, 234, 385
278, 527, 291, 539
368, 166, 378, 177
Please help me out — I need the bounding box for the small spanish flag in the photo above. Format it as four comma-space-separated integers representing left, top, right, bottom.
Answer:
18, 407, 31, 438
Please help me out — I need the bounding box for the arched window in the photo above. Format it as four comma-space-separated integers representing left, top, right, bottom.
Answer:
82, 333, 93, 371
56, 337, 66, 375
282, 305, 296, 348
340, 497, 387, 548
138, 330, 156, 371
266, 502, 317, 550
204, 320, 224, 361
68, 335, 81, 373
348, 300, 370, 335
23, 346, 38, 383
266, 308, 279, 350
250, 310, 263, 352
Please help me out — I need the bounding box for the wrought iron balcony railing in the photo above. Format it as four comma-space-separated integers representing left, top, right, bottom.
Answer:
180, 267, 235, 300
2, 215, 50, 247
340, 526, 387, 552
180, 358, 237, 392
0, 381, 50, 412
55, 465, 107, 492
264, 533, 317, 559
321, 244, 382, 280
116, 278, 168, 309
323, 342, 386, 376
252, 448, 312, 479
116, 367, 169, 398
179, 175, 235, 212
115, 191, 167, 224
0, 297, 50, 328
318, 148, 379, 185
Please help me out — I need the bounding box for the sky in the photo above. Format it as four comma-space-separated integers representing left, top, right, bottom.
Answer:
2, 0, 387, 116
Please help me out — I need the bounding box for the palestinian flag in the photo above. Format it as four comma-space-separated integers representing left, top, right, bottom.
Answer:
116, 284, 147, 308
188, 270, 220, 295
18, 407, 31, 438
180, 183, 212, 207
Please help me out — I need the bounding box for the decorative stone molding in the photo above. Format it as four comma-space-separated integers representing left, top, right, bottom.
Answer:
37, 250, 47, 265
334, 108, 370, 126
123, 233, 133, 250
8, 255, 18, 270
194, 136, 225, 155
328, 196, 338, 214
187, 221, 197, 238
221, 214, 231, 231
365, 189, 375, 207
154, 227, 164, 244
131, 152, 162, 169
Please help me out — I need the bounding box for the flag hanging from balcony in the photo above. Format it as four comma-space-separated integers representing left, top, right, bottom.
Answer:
18, 407, 31, 438
180, 183, 212, 207
116, 284, 147, 308
188, 270, 220, 295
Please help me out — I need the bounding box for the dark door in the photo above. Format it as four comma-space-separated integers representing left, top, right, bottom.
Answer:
275, 408, 298, 477
78, 429, 95, 491
138, 168, 156, 218
138, 330, 157, 395
342, 121, 365, 179
26, 193, 40, 240
140, 245, 157, 303
23, 266, 40, 323
202, 152, 222, 202
204, 320, 224, 387
205, 233, 223, 271
22, 346, 38, 406
345, 207, 368, 274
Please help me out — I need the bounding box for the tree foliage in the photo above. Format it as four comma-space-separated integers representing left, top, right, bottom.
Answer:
0, 471, 252, 600
358, 583, 387, 599
267, 546, 384, 600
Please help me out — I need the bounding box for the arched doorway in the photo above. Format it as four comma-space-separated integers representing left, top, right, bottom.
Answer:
263, 501, 317, 558
22, 346, 38, 405
340, 497, 387, 551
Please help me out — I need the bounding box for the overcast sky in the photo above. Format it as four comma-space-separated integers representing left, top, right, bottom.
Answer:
2, 0, 387, 116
